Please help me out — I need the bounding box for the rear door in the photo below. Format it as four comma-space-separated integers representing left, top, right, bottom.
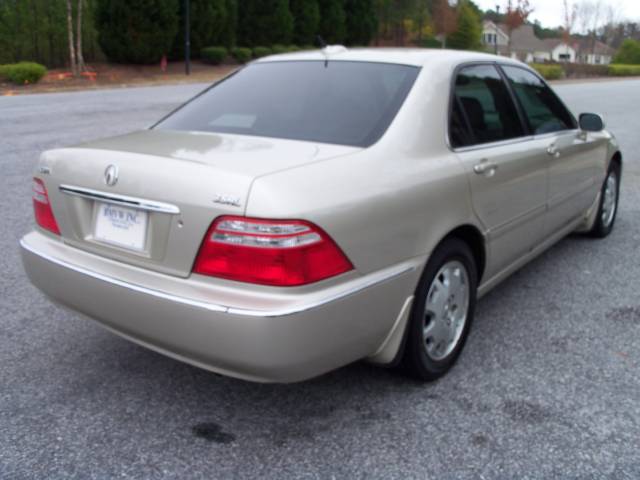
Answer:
500, 65, 605, 234
450, 64, 549, 279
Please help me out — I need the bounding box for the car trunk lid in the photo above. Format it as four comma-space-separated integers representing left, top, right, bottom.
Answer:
38, 130, 359, 277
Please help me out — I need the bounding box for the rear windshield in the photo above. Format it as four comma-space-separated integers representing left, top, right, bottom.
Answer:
154, 61, 420, 147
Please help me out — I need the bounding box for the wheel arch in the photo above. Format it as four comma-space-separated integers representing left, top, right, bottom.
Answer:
439, 224, 487, 284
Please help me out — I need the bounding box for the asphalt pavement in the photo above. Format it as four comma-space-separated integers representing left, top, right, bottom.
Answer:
1, 78, 639, 479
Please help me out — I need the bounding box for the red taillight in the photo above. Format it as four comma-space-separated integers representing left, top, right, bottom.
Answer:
193, 216, 353, 286
32, 177, 60, 235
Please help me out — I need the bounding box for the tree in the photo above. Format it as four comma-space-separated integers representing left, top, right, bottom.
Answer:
448, 1, 482, 51
504, 0, 533, 55
561, 0, 577, 61
344, 0, 376, 46
171, 0, 233, 59
291, 0, 320, 46
613, 39, 640, 64
95, 0, 179, 64
433, 0, 457, 48
65, 0, 77, 75
75, 0, 85, 72
318, 0, 347, 44
237, 0, 293, 46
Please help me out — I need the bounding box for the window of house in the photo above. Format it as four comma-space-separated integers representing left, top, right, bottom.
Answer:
501, 65, 576, 135
449, 65, 525, 148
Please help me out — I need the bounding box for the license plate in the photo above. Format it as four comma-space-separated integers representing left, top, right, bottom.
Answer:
94, 202, 148, 251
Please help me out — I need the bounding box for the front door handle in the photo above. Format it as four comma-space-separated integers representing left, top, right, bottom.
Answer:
473, 160, 499, 177
547, 144, 561, 158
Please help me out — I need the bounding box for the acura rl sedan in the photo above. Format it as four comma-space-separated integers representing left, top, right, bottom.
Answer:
21, 48, 621, 382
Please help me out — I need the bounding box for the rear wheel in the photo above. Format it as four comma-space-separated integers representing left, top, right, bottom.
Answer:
588, 162, 620, 238
402, 238, 477, 381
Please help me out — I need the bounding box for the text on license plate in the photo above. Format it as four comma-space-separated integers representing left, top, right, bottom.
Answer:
94, 202, 148, 251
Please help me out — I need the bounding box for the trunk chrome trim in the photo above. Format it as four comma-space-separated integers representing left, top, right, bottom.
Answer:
20, 237, 415, 318
59, 185, 181, 215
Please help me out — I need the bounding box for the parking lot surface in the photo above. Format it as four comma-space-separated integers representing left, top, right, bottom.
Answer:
1, 79, 639, 479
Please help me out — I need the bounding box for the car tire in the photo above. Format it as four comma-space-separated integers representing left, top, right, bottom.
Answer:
402, 238, 477, 381
588, 162, 620, 238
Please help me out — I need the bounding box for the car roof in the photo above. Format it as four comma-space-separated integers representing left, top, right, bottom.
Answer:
255, 47, 526, 69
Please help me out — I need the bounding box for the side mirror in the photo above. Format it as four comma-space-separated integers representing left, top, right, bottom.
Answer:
579, 113, 604, 132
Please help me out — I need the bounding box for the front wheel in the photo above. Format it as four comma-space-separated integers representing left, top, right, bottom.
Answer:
588, 163, 620, 238
402, 238, 477, 381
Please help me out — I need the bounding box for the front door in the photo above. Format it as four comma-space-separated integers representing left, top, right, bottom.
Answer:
500, 65, 606, 234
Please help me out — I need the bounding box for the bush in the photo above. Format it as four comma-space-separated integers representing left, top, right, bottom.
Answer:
231, 47, 252, 64
0, 62, 47, 85
95, 0, 179, 64
530, 64, 564, 80
286, 45, 301, 52
608, 64, 640, 76
613, 39, 640, 65
271, 44, 289, 54
201, 46, 228, 65
563, 63, 608, 78
252, 46, 272, 58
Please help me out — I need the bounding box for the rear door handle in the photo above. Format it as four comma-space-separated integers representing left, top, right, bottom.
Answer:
473, 160, 498, 177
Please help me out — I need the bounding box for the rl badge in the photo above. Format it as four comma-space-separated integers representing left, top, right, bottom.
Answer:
94, 202, 148, 251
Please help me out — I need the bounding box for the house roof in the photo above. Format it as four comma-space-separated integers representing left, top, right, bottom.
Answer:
495, 24, 549, 53
575, 38, 616, 56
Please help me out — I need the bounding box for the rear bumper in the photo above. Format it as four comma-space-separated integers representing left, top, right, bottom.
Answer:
20, 231, 420, 382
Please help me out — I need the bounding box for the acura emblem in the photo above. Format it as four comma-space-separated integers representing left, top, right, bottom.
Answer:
104, 164, 119, 186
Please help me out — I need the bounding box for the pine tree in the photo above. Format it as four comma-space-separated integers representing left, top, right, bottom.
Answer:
171, 0, 234, 59
344, 0, 376, 46
95, 0, 179, 64
237, 0, 293, 47
447, 1, 482, 51
291, 0, 320, 46
318, 0, 346, 44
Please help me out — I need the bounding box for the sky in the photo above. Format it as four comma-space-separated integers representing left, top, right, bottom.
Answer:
473, 0, 640, 30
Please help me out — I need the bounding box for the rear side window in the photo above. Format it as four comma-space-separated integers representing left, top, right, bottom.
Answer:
450, 64, 524, 148
155, 61, 419, 147
501, 66, 576, 135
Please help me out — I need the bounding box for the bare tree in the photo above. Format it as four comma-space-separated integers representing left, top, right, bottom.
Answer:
76, 0, 85, 72
561, 0, 577, 61
504, 0, 533, 56
66, 0, 78, 76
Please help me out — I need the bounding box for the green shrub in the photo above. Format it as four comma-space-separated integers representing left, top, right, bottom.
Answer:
613, 39, 640, 65
271, 44, 288, 54
608, 64, 640, 76
0, 62, 47, 85
252, 46, 272, 58
530, 64, 564, 80
231, 47, 252, 64
201, 46, 228, 65
286, 45, 300, 52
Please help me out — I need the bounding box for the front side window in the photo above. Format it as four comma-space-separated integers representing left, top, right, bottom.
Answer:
154, 61, 419, 148
450, 64, 524, 148
502, 65, 576, 135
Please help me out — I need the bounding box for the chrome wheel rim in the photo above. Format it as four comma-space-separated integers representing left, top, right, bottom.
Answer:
601, 171, 618, 228
423, 260, 470, 361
